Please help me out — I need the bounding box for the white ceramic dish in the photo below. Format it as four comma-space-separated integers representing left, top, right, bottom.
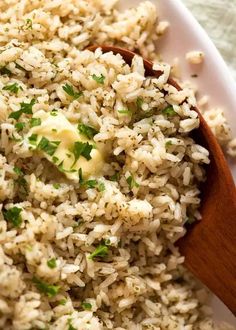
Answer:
118, 0, 236, 325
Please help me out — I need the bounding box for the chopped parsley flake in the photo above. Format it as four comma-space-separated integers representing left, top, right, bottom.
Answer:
58, 161, 77, 174
71, 141, 93, 166
92, 74, 105, 85
80, 180, 105, 192
165, 140, 173, 148
53, 183, 61, 189
32, 277, 60, 297
126, 175, 140, 189
13, 166, 23, 175
136, 97, 144, 109
0, 66, 11, 76
37, 137, 60, 156
67, 319, 76, 330
30, 118, 41, 128
62, 83, 83, 100
28, 134, 38, 145
78, 123, 98, 139
85, 180, 97, 189
52, 156, 59, 164
9, 99, 36, 120
3, 83, 22, 94
162, 105, 176, 117
25, 18, 33, 30
47, 258, 57, 269
81, 302, 92, 310
3, 206, 22, 228
89, 244, 109, 260
79, 174, 105, 192
110, 172, 119, 182
15, 122, 25, 132
98, 182, 105, 192
117, 109, 132, 116
50, 109, 58, 116
58, 299, 67, 306
78, 168, 83, 183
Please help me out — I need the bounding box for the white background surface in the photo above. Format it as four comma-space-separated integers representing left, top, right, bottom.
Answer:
182, 0, 236, 80
118, 0, 236, 325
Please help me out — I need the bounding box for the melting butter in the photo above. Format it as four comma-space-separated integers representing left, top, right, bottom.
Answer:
26, 110, 104, 181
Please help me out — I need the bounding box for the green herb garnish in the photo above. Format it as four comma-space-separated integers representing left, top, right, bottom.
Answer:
50, 109, 58, 117
110, 172, 119, 182
92, 74, 105, 85
117, 109, 132, 116
78, 124, 98, 139
28, 134, 38, 145
37, 137, 60, 156
30, 118, 41, 128
3, 83, 22, 94
25, 18, 33, 30
165, 140, 173, 148
32, 277, 60, 297
78, 168, 83, 183
9, 99, 36, 120
52, 156, 59, 164
136, 97, 144, 110
98, 182, 105, 192
80, 178, 105, 192
62, 83, 83, 100
81, 302, 92, 310
3, 206, 22, 227
89, 244, 109, 260
15, 122, 25, 132
0, 66, 11, 76
47, 258, 57, 269
67, 319, 76, 330
53, 183, 61, 189
71, 141, 93, 166
126, 175, 140, 189
58, 161, 77, 174
85, 180, 97, 189
58, 299, 67, 306
13, 166, 23, 175
162, 105, 176, 117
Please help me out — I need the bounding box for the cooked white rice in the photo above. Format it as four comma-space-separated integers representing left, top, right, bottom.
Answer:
0, 1, 234, 330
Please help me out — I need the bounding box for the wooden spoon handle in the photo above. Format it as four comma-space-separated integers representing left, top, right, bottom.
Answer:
178, 117, 236, 314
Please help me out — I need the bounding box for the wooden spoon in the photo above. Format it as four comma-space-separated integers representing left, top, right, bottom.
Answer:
89, 46, 236, 314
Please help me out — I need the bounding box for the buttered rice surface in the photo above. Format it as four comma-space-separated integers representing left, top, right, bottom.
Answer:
0, 1, 234, 330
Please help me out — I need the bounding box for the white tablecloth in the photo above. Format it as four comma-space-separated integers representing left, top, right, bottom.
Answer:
182, 0, 236, 80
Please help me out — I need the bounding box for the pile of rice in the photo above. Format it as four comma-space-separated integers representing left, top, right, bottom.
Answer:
0, 1, 235, 329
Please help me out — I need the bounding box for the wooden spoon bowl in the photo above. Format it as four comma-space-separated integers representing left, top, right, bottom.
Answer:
89, 46, 236, 313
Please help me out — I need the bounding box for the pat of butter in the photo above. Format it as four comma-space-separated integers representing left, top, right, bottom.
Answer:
27, 110, 104, 181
